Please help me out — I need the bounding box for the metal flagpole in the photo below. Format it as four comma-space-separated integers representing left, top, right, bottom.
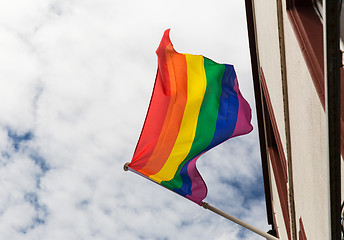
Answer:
124, 162, 279, 240
201, 202, 279, 240
124, 162, 186, 194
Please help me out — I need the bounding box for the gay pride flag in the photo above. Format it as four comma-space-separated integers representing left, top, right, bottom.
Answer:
128, 29, 253, 205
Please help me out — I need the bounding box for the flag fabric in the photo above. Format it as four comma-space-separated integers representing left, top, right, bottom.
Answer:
128, 29, 253, 205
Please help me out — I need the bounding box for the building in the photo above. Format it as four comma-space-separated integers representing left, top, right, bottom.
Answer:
244, 0, 343, 239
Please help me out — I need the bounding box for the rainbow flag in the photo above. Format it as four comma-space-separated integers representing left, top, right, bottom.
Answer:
128, 29, 253, 205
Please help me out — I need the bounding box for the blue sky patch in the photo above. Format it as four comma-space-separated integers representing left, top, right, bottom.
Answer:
7, 129, 34, 151
24, 192, 48, 230
30, 154, 50, 173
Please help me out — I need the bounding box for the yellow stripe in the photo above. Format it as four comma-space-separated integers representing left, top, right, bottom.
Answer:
150, 54, 207, 183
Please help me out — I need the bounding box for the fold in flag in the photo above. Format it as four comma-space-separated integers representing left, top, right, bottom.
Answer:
128, 29, 253, 205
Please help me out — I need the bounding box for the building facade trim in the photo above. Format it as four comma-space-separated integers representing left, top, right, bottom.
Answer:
298, 218, 308, 240
244, 0, 275, 227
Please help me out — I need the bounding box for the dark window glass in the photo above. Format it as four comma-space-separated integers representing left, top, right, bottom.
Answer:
313, 0, 344, 66
340, 1, 344, 65
313, 0, 323, 18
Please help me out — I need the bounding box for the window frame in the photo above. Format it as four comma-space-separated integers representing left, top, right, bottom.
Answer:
260, 68, 291, 240
299, 218, 308, 240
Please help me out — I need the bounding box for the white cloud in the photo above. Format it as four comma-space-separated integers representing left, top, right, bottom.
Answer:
0, 0, 270, 239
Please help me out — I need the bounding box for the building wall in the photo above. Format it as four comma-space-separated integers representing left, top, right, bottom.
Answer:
251, 0, 335, 239
251, 0, 289, 239
280, 1, 330, 239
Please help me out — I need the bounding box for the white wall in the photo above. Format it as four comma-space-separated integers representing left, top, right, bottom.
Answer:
252, 0, 333, 239
281, 0, 330, 239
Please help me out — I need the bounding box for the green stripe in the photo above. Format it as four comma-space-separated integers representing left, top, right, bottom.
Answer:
161, 57, 225, 190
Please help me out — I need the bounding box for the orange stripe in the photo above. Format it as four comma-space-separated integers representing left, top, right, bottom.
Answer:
139, 44, 187, 176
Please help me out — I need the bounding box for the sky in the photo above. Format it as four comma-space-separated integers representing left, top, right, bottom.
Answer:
0, 0, 270, 239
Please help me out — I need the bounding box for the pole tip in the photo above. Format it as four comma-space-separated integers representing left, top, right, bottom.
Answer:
123, 162, 130, 171
201, 202, 209, 209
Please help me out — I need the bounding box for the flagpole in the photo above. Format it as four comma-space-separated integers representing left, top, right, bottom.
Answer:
124, 163, 277, 239
201, 202, 279, 240
124, 162, 176, 192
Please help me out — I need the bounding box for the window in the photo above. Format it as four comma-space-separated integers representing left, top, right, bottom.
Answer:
260, 68, 291, 240
287, 0, 324, 108
287, 0, 344, 156
313, 0, 323, 19
313, 0, 344, 65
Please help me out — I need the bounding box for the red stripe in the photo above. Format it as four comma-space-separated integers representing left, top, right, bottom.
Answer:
129, 30, 172, 170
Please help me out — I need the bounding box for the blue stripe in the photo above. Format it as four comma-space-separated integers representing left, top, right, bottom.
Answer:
207, 64, 238, 148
